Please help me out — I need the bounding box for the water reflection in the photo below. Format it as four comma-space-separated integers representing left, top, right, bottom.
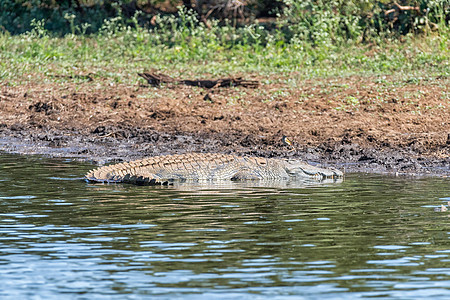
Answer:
0, 153, 449, 298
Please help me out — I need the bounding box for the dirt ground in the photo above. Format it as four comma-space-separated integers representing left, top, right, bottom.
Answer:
0, 74, 449, 176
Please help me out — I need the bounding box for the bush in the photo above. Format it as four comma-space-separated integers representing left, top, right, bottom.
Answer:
0, 0, 448, 42
0, 0, 119, 35
279, 0, 449, 46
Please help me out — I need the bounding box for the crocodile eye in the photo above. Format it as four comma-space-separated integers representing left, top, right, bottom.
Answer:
254, 158, 267, 165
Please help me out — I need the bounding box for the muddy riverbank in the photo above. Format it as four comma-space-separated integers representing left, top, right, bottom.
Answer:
1, 74, 449, 176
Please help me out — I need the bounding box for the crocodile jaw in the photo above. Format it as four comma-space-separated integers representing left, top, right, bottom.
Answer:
283, 160, 344, 179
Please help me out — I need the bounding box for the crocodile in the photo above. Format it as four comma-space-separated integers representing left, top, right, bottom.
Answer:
85, 153, 343, 185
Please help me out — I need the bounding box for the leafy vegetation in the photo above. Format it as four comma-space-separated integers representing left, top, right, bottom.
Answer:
1, 0, 448, 35
0, 1, 448, 85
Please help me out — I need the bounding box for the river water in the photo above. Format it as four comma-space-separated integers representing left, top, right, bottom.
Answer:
0, 153, 449, 299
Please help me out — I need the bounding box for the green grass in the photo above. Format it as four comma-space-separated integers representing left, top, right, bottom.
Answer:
0, 11, 448, 86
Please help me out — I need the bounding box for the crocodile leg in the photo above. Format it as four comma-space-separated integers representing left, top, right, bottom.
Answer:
231, 170, 262, 180
122, 173, 170, 186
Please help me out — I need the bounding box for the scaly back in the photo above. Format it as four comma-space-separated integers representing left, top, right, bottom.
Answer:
85, 153, 242, 183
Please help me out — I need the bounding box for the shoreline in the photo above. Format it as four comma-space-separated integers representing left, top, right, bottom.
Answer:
1, 128, 448, 177
1, 75, 448, 177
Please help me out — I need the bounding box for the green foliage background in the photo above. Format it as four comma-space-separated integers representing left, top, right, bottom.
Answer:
0, 1, 448, 83
1, 0, 449, 40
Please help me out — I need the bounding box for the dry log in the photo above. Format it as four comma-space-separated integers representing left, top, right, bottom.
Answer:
138, 72, 259, 88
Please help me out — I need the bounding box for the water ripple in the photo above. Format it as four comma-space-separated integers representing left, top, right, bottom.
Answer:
0, 154, 449, 298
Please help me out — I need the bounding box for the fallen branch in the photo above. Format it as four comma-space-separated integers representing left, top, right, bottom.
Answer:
385, 2, 421, 16
137, 72, 176, 86
138, 72, 259, 88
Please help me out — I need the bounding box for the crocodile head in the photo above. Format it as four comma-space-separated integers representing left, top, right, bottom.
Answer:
282, 159, 343, 179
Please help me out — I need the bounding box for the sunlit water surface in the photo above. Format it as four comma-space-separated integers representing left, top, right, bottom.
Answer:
0, 154, 449, 299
